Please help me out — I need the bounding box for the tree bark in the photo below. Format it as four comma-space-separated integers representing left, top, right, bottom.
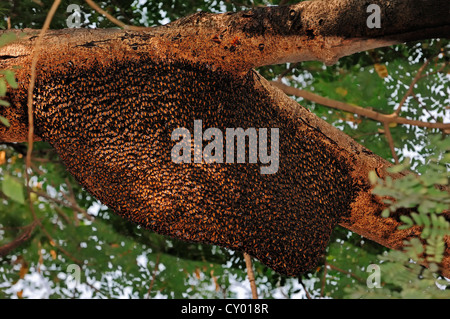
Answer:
0, 0, 449, 277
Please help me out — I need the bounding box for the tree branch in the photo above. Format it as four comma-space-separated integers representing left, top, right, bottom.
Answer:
146, 253, 161, 299
320, 263, 328, 297
31, 189, 93, 222
382, 122, 399, 164
84, 0, 148, 31
394, 58, 431, 116
298, 277, 312, 299
326, 262, 366, 284
0, 220, 38, 257
270, 81, 450, 130
243, 252, 258, 299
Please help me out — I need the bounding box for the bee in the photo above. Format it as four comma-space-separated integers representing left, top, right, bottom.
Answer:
211, 35, 221, 44
230, 36, 241, 46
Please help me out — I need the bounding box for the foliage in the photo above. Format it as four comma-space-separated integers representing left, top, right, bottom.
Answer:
0, 0, 449, 299
344, 136, 450, 299
0, 31, 20, 126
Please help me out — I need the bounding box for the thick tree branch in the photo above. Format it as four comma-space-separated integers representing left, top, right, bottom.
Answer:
1, 1, 448, 74
1, 1, 448, 142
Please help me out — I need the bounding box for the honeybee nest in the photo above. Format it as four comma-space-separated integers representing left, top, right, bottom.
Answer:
21, 56, 357, 276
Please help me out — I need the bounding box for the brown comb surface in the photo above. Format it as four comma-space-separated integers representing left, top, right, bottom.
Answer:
24, 56, 358, 276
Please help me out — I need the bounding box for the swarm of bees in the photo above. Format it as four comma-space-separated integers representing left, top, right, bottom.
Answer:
29, 55, 357, 276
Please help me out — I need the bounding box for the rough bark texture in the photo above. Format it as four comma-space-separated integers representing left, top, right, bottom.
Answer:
0, 0, 449, 277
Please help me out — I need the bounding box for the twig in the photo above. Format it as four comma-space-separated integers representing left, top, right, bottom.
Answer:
85, 279, 103, 296
52, 205, 72, 225
270, 81, 450, 130
421, 61, 449, 77
24, 0, 60, 225
243, 252, 258, 299
226, 0, 265, 9
24, 3, 84, 266
31, 189, 93, 221
298, 277, 312, 299
21, 0, 76, 268
146, 253, 161, 299
64, 178, 94, 221
30, 162, 45, 176
412, 93, 437, 122
393, 59, 431, 116
276, 63, 299, 82
320, 263, 328, 297
326, 263, 365, 283
40, 225, 82, 264
84, 0, 148, 31
26, 0, 61, 173
0, 220, 38, 257
382, 122, 399, 164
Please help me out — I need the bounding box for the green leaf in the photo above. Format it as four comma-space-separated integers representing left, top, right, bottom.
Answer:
1, 173, 25, 204
387, 159, 410, 174
399, 215, 413, 227
0, 78, 6, 96
425, 235, 445, 263
1, 70, 18, 89
368, 170, 378, 185
0, 32, 17, 47
381, 208, 391, 218
422, 227, 431, 238
410, 212, 422, 226
0, 99, 10, 107
0, 115, 10, 127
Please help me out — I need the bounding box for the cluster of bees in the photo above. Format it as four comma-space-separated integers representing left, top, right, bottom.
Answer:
29, 54, 357, 276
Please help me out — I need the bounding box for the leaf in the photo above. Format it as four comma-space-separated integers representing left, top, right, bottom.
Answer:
399, 215, 413, 227
0, 32, 17, 47
0, 78, 6, 96
0, 70, 18, 89
403, 238, 423, 259
50, 250, 57, 260
1, 70, 18, 89
0, 115, 10, 127
19, 262, 28, 279
374, 63, 388, 78
388, 122, 397, 128
418, 200, 436, 214
386, 159, 410, 174
335, 87, 348, 97
368, 170, 378, 185
425, 235, 445, 263
422, 227, 431, 238
2, 173, 25, 204
381, 208, 391, 218
409, 212, 421, 226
